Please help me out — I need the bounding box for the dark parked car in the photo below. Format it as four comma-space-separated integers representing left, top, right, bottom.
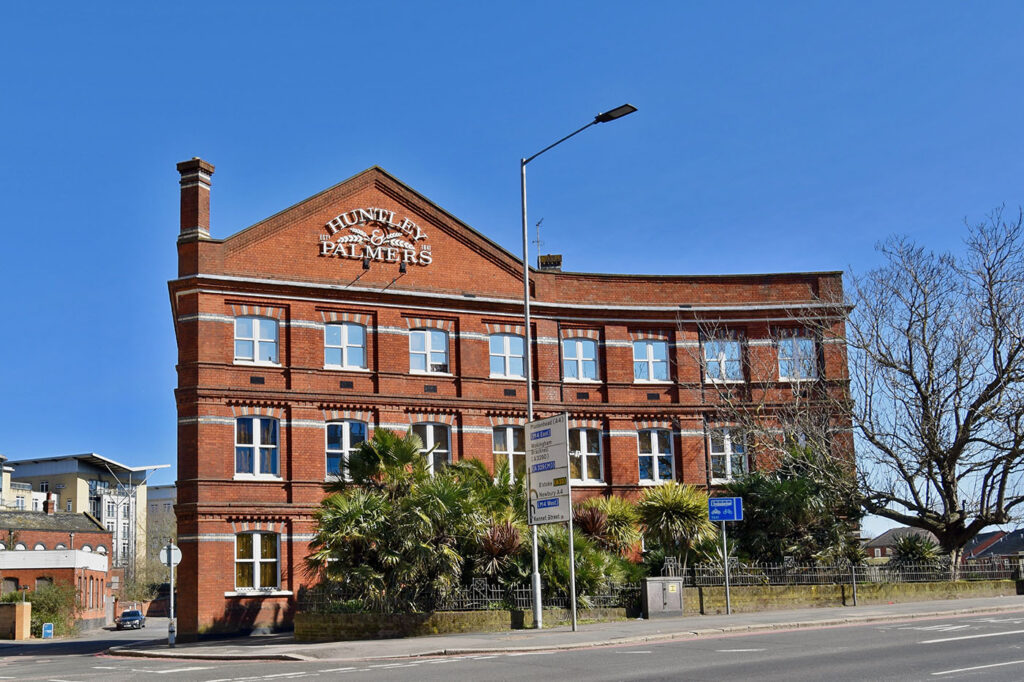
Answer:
116, 609, 146, 630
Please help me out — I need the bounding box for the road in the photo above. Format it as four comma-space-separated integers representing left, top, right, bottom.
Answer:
5, 612, 1024, 680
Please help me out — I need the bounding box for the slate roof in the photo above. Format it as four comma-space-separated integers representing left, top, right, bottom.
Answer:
0, 511, 106, 533
972, 529, 1024, 558
863, 527, 938, 548
964, 530, 1005, 558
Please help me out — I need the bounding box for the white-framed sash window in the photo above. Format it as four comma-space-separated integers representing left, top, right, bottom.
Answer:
563, 338, 598, 381
235, 316, 279, 365
412, 423, 451, 474
489, 334, 525, 378
638, 429, 674, 483
410, 329, 449, 374
633, 340, 669, 382
234, 532, 279, 591
235, 417, 280, 478
569, 427, 603, 483
326, 420, 368, 478
325, 322, 366, 369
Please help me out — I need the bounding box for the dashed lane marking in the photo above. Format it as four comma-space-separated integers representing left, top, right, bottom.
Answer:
152, 667, 214, 674
921, 629, 1024, 644
899, 624, 971, 632
319, 668, 356, 673
368, 663, 419, 669
932, 659, 1024, 676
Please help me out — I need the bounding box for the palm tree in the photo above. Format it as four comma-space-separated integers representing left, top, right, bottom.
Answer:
307, 429, 481, 612
637, 483, 716, 573
335, 428, 430, 497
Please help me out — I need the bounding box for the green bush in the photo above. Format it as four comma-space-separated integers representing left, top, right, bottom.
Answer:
1, 582, 79, 637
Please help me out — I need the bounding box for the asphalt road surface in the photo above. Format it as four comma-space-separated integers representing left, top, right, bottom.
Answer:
6, 612, 1024, 681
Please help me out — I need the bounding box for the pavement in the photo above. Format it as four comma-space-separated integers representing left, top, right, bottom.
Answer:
106, 595, 1024, 663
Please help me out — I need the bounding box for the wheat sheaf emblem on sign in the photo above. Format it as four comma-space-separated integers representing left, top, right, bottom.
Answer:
334, 226, 416, 251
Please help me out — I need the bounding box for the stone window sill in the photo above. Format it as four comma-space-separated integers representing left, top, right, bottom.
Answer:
224, 590, 293, 598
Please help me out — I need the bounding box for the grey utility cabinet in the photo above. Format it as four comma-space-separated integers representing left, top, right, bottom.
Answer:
642, 577, 684, 618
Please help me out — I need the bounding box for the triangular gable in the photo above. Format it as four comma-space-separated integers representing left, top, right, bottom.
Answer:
214, 167, 526, 298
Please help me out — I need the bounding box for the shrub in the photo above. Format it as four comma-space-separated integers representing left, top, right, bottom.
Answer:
1, 582, 79, 637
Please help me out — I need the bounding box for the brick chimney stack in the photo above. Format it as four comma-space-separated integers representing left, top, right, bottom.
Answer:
44, 492, 55, 515
176, 157, 215, 241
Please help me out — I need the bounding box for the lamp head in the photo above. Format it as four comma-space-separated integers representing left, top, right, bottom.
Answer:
594, 103, 637, 123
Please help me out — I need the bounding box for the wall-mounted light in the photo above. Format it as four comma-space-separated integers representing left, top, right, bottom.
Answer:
399, 262, 407, 274
362, 258, 370, 270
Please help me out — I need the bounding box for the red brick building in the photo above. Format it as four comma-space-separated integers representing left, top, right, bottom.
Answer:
0, 498, 114, 628
170, 158, 849, 638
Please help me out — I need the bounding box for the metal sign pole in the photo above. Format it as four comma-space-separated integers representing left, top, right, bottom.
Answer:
721, 520, 731, 615
170, 547, 175, 621
567, 478, 577, 632
521, 157, 543, 631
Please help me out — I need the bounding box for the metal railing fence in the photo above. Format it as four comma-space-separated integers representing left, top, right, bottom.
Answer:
298, 558, 1020, 614
298, 579, 640, 614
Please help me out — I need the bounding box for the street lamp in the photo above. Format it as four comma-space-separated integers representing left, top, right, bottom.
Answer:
520, 103, 637, 629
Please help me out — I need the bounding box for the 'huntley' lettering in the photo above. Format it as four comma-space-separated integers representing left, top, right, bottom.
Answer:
324, 207, 427, 241
320, 207, 432, 266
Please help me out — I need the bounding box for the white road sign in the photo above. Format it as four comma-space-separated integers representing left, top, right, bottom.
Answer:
527, 413, 571, 525
160, 543, 182, 567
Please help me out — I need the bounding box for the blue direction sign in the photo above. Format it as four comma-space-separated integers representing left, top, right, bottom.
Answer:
42, 622, 54, 639
708, 497, 743, 522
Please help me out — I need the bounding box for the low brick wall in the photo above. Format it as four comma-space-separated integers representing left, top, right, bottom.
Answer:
687, 579, 1018, 615
295, 607, 628, 642
295, 581, 1019, 641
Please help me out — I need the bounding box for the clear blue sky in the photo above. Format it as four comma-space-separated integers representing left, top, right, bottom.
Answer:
2, 3, 1022, 529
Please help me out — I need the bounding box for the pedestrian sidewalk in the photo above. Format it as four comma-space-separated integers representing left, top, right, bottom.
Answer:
108, 595, 1024, 663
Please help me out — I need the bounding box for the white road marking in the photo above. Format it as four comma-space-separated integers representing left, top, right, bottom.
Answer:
152, 667, 214, 674
901, 624, 970, 632
261, 674, 308, 679
972, 618, 1024, 624
368, 663, 415, 669
921, 628, 1024, 644
319, 668, 356, 673
932, 659, 1024, 675
623, 650, 653, 654
717, 649, 767, 652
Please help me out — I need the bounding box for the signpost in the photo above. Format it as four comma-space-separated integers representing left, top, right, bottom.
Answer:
160, 542, 182, 647
708, 497, 743, 615
526, 413, 577, 631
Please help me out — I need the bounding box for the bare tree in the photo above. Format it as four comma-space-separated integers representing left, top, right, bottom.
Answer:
682, 313, 852, 486
850, 209, 1024, 564
680, 307, 862, 562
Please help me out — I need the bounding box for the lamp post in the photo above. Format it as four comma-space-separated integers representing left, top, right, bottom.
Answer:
521, 103, 637, 629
